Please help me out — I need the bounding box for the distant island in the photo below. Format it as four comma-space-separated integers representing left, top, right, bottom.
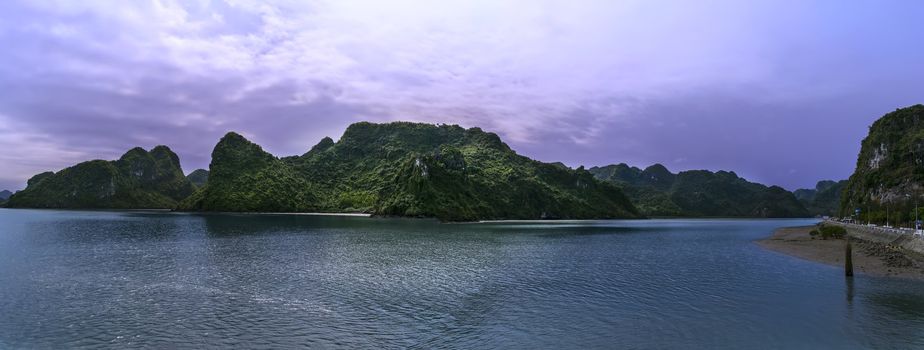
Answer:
793, 180, 847, 217
6, 146, 194, 209
589, 163, 809, 217
8, 119, 872, 221
0, 190, 11, 206
6, 122, 643, 221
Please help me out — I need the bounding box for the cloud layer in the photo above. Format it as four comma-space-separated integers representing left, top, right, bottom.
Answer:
1, 0, 922, 191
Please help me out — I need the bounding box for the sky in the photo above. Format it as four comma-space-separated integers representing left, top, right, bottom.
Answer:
0, 0, 922, 191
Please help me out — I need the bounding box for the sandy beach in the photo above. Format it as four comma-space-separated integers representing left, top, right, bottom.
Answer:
757, 225, 924, 280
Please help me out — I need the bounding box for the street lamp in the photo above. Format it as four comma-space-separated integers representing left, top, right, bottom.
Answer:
914, 144, 921, 234
907, 191, 920, 233
886, 198, 890, 227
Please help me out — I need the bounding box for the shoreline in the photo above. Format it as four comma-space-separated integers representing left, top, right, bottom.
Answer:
757, 225, 924, 280
0, 207, 373, 217
195, 211, 373, 217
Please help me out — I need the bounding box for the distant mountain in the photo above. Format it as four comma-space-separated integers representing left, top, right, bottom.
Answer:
841, 104, 924, 223
179, 122, 641, 221
794, 180, 846, 217
7, 146, 195, 209
589, 163, 809, 218
0, 189, 11, 206
187, 169, 209, 187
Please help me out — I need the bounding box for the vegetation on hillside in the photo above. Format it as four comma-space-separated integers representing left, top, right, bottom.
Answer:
178, 132, 318, 212
6, 146, 195, 209
11, 118, 829, 221
187, 169, 209, 188
589, 163, 809, 217
793, 180, 847, 217
180, 122, 642, 221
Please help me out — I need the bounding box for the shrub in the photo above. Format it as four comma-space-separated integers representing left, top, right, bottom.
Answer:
818, 224, 847, 240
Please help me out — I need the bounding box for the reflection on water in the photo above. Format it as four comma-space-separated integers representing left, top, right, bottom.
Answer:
846, 276, 855, 305
0, 209, 923, 348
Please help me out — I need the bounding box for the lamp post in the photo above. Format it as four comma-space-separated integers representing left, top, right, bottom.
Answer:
916, 192, 920, 233
915, 145, 921, 233
905, 193, 918, 228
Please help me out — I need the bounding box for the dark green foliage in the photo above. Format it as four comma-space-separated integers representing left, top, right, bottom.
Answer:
7, 146, 194, 209
178, 132, 317, 212
589, 164, 809, 217
794, 180, 847, 217
815, 223, 847, 240
27, 172, 54, 187
793, 188, 815, 202
841, 105, 924, 226
187, 169, 209, 187
181, 123, 641, 221
587, 163, 681, 215
303, 136, 334, 157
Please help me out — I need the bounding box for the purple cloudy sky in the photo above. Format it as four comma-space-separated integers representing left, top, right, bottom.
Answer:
0, 1, 922, 191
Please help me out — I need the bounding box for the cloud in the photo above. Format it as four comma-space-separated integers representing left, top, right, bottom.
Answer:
0, 0, 922, 191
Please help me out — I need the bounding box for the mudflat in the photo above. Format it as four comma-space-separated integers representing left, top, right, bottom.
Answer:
758, 225, 924, 280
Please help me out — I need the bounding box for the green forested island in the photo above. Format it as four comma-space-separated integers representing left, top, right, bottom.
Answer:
588, 163, 809, 217
178, 122, 641, 221
7, 122, 643, 221
6, 121, 831, 221
6, 146, 195, 209
841, 104, 924, 224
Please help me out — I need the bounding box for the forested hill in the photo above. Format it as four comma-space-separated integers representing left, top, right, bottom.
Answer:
589, 163, 809, 218
794, 180, 847, 217
6, 146, 195, 209
178, 122, 642, 221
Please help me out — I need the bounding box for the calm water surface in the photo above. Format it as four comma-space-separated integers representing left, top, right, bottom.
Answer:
1, 209, 923, 349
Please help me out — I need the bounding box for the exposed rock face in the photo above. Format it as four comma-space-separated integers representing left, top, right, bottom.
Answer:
841, 104, 924, 223
7, 146, 194, 209
589, 163, 809, 218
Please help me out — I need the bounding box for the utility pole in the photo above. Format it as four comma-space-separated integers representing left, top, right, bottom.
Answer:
915, 145, 921, 233
917, 193, 920, 233
912, 116, 921, 234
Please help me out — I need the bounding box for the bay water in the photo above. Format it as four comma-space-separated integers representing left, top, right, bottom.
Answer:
1, 209, 922, 348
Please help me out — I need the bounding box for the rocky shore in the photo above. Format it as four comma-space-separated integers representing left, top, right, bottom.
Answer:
757, 225, 924, 280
